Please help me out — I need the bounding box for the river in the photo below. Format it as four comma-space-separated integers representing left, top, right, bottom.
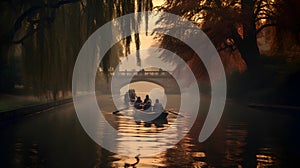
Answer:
0, 94, 299, 167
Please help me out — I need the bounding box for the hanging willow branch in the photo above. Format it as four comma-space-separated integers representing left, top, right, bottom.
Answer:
3, 0, 154, 100
11, 0, 81, 44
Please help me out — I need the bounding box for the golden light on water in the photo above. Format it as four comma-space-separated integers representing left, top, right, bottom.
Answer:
256, 147, 277, 167
256, 154, 276, 167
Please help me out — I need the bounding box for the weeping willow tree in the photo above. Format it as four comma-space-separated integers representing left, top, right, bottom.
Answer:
0, 0, 153, 100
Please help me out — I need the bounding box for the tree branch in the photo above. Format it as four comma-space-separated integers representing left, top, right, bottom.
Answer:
12, 0, 81, 43
50, 0, 81, 8
12, 29, 37, 44
14, 6, 41, 34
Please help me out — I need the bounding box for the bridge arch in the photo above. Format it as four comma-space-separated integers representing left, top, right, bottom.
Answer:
113, 78, 180, 95
96, 70, 180, 95
126, 79, 169, 89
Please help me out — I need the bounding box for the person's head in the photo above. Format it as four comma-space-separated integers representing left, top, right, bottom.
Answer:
146, 95, 149, 99
137, 97, 141, 100
155, 99, 159, 103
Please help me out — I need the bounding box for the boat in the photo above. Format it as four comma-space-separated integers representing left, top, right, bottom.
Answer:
133, 109, 168, 122
133, 109, 168, 127
113, 106, 169, 127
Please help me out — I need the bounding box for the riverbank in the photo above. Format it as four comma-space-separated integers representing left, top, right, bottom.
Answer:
248, 103, 300, 114
0, 95, 72, 123
0, 94, 41, 112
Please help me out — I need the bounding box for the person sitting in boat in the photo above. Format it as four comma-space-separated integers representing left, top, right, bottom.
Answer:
129, 89, 136, 102
143, 100, 152, 112
153, 99, 164, 113
124, 91, 130, 106
134, 97, 143, 109
143, 95, 152, 105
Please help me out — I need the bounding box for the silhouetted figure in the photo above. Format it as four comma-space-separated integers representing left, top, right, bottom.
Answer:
153, 99, 164, 113
159, 68, 162, 75
124, 91, 130, 106
129, 89, 136, 102
143, 101, 152, 112
134, 97, 143, 109
142, 95, 152, 111
143, 95, 152, 105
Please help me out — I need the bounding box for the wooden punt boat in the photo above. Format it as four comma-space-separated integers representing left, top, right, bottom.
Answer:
133, 109, 168, 122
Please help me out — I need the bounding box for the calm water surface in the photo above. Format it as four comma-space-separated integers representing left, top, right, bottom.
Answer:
0, 95, 299, 167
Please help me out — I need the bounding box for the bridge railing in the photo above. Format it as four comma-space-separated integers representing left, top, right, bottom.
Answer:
102, 70, 173, 77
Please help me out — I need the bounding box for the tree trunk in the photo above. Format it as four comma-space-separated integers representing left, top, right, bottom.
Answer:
240, 0, 260, 72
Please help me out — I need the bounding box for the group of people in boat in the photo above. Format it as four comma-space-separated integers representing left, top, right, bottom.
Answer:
124, 89, 164, 113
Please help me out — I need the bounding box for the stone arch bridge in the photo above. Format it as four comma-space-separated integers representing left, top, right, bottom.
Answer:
96, 70, 180, 94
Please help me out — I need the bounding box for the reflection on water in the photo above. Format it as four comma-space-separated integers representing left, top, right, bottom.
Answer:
11, 139, 45, 167
0, 95, 299, 167
223, 123, 248, 167
256, 147, 278, 167
111, 108, 180, 167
